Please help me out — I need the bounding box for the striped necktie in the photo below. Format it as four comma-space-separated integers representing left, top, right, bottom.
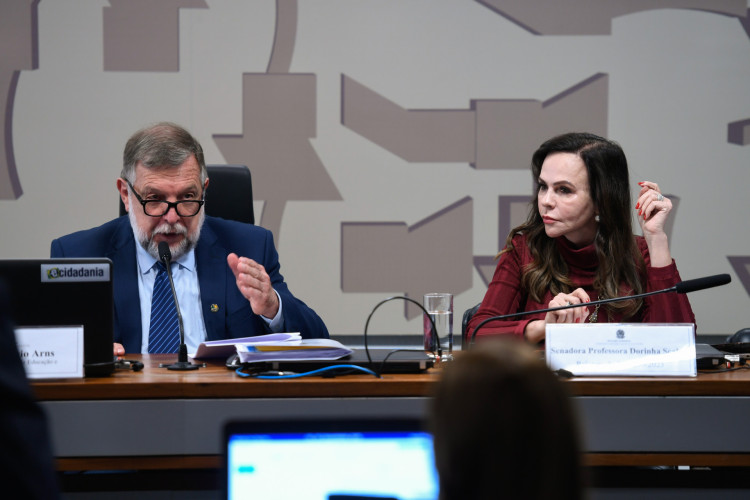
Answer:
147, 262, 180, 354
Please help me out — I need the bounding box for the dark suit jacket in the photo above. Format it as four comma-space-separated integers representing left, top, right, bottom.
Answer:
50, 216, 328, 353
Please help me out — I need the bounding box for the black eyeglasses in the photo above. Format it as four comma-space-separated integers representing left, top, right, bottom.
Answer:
125, 180, 205, 217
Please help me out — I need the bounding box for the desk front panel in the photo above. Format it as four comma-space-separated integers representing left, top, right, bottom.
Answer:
34, 356, 750, 464
42, 395, 750, 458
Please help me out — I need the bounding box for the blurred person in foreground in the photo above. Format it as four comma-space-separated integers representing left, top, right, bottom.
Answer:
0, 281, 60, 499
467, 132, 695, 344
429, 339, 584, 500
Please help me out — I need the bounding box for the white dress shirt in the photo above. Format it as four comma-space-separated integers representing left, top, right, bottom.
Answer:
134, 243, 284, 354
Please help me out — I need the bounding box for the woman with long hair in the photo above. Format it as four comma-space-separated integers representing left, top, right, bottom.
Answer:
467, 132, 695, 343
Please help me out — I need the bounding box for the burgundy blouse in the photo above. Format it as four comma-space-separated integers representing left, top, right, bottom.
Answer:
467, 234, 696, 342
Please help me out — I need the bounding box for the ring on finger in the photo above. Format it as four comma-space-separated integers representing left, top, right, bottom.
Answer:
656, 193, 664, 201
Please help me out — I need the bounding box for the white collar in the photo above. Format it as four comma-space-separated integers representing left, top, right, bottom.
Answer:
135, 240, 196, 274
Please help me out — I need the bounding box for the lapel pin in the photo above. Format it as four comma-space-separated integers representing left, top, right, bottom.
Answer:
210, 304, 219, 313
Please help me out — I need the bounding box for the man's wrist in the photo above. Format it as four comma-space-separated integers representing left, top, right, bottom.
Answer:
260, 290, 284, 332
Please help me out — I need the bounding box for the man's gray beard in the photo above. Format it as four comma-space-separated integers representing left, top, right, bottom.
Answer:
127, 196, 205, 261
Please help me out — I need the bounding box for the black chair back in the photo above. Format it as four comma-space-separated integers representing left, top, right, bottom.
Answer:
119, 164, 254, 224
461, 302, 481, 344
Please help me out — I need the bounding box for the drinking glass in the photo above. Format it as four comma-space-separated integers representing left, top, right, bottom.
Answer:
423, 293, 453, 361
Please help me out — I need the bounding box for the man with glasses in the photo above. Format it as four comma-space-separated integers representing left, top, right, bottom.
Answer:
51, 122, 328, 355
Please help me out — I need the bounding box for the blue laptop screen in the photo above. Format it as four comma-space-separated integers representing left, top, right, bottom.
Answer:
226, 426, 438, 500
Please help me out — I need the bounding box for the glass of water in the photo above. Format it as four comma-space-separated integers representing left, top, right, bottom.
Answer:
423, 293, 453, 361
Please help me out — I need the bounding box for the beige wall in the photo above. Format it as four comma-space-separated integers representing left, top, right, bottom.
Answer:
2, 0, 749, 336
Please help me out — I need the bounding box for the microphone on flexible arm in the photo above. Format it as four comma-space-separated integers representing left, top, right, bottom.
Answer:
469, 273, 731, 346
157, 241, 203, 371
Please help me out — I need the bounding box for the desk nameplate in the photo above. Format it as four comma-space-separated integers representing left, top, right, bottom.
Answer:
546, 323, 696, 377
15, 326, 84, 379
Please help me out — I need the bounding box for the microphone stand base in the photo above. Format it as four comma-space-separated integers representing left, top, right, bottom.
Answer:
158, 343, 205, 370
159, 361, 204, 371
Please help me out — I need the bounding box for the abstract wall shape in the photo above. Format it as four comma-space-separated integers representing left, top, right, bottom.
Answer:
473, 195, 532, 286
342, 73, 608, 169
473, 256, 499, 289
103, 0, 208, 71
341, 75, 475, 163
739, 8, 750, 38
728, 256, 750, 297
728, 118, 750, 145
497, 195, 534, 247
342, 197, 473, 319
476, 0, 747, 35
213, 74, 341, 237
267, 0, 297, 73
0, 0, 39, 200
726, 0, 750, 144
474, 74, 608, 170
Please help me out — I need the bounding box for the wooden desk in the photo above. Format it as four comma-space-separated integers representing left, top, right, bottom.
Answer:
32, 355, 750, 470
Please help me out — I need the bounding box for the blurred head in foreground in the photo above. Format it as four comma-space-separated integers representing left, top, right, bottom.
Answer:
429, 339, 584, 500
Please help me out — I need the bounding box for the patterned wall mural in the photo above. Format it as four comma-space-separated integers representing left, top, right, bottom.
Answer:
1, 0, 749, 337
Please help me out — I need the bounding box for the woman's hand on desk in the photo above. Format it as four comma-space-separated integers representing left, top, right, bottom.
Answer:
524, 288, 591, 343
546, 289, 591, 324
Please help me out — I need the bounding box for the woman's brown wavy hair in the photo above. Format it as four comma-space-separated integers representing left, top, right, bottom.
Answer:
501, 132, 645, 319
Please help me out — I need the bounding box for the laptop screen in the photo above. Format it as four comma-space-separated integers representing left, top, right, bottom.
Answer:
224, 419, 439, 500
0, 258, 115, 376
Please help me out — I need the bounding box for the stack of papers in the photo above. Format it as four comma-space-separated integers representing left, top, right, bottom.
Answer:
236, 338, 352, 364
191, 332, 352, 363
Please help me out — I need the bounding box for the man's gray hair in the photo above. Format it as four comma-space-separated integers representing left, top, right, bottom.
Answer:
121, 122, 207, 183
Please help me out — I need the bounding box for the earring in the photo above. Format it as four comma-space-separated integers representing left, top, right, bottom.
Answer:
594, 214, 600, 222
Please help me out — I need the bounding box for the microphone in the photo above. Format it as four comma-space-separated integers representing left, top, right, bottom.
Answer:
157, 241, 202, 371
673, 274, 731, 294
469, 273, 731, 345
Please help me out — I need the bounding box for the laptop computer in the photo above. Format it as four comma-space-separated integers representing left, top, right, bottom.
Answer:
0, 258, 115, 376
223, 418, 439, 500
